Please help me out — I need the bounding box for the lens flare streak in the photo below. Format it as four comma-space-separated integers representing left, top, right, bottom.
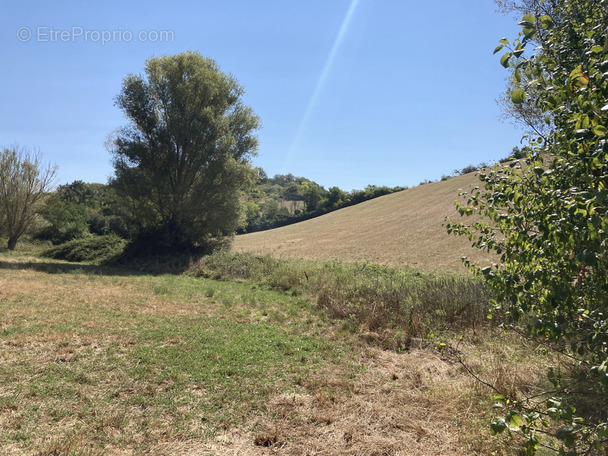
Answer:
284, 0, 361, 170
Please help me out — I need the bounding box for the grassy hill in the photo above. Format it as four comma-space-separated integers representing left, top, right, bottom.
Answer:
234, 172, 493, 273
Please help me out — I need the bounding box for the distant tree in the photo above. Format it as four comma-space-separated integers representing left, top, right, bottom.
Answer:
37, 197, 89, 244
457, 164, 479, 175
109, 51, 260, 253
254, 167, 268, 183
282, 181, 303, 201
87, 212, 110, 236
499, 146, 529, 163
272, 174, 297, 186
260, 200, 286, 225
0, 146, 57, 250
56, 180, 94, 207
36, 180, 129, 242
327, 186, 348, 210
363, 184, 404, 200
300, 181, 324, 212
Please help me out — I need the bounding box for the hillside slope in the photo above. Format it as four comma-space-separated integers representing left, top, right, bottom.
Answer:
233, 172, 495, 273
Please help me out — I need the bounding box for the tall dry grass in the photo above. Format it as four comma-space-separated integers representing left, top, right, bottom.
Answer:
189, 252, 495, 347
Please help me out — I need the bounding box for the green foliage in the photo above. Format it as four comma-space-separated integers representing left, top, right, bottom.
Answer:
455, 162, 489, 176
448, 1, 608, 453
499, 146, 529, 163
109, 51, 260, 253
0, 146, 57, 250
36, 197, 90, 244
56, 180, 96, 206
34, 180, 130, 243
41, 235, 127, 264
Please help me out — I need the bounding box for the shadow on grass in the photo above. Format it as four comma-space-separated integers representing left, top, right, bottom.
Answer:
0, 259, 143, 277
0, 254, 197, 277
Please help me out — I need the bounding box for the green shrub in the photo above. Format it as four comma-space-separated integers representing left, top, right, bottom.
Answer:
41, 235, 127, 264
36, 199, 90, 244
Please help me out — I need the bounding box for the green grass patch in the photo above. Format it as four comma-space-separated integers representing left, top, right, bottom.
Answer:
0, 265, 356, 453
129, 315, 344, 427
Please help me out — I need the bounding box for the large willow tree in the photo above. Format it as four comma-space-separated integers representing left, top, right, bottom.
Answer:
110, 51, 260, 253
448, 0, 608, 453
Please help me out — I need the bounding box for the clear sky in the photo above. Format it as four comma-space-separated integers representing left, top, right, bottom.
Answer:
1, 1, 524, 191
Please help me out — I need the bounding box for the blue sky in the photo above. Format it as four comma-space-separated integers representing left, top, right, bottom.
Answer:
1, 1, 524, 191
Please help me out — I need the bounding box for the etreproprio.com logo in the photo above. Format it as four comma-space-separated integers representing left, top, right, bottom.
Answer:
16, 26, 175, 45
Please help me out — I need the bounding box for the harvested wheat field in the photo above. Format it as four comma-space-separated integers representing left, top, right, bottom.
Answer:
234, 173, 493, 274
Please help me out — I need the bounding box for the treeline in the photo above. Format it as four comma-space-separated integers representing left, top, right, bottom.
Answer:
240, 170, 406, 233
30, 171, 405, 246
37, 150, 534, 244
27, 146, 527, 248
33, 146, 529, 245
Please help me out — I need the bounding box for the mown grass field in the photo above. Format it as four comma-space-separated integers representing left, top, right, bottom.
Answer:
0, 252, 553, 455
234, 172, 493, 274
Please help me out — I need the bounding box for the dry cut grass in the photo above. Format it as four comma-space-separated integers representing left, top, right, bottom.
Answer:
233, 173, 493, 274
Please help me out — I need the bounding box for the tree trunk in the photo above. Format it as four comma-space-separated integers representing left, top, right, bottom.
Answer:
7, 236, 18, 251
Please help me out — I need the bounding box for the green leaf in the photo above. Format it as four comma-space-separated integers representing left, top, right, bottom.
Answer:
507, 411, 523, 429
569, 65, 589, 88
491, 418, 507, 435
512, 89, 526, 104
593, 124, 607, 136
522, 27, 535, 39
525, 435, 540, 454
577, 250, 598, 266
556, 426, 576, 446
514, 67, 522, 83
494, 44, 505, 55
519, 14, 535, 27
539, 15, 553, 29
501, 53, 511, 68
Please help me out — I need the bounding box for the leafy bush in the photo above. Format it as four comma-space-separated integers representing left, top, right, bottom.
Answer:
36, 199, 90, 244
107, 216, 130, 239
41, 235, 127, 264
87, 212, 109, 235
448, 1, 608, 453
